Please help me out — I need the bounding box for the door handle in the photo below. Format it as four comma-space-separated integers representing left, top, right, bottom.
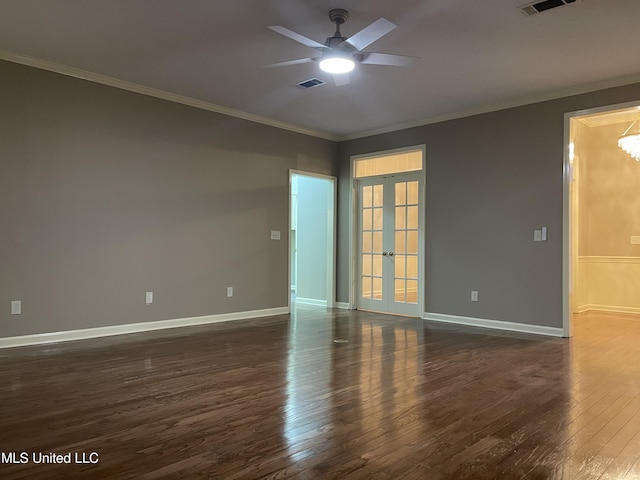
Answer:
388, 252, 394, 256
382, 251, 388, 256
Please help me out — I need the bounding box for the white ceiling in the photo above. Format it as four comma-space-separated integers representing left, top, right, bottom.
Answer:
1, 0, 640, 140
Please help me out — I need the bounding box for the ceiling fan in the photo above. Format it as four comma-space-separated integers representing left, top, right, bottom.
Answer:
265, 9, 419, 86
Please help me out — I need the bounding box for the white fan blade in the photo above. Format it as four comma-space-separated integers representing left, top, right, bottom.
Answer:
268, 26, 327, 49
361, 52, 418, 67
345, 18, 396, 51
333, 73, 350, 86
263, 58, 315, 68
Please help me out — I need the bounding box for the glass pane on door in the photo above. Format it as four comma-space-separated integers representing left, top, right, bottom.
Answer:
361, 183, 383, 302
394, 180, 419, 305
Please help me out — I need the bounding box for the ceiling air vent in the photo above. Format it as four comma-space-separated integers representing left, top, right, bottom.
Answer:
520, 0, 580, 16
295, 78, 326, 89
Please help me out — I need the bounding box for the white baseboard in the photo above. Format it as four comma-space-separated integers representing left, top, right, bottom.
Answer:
294, 297, 327, 307
0, 307, 290, 349
335, 302, 351, 310
580, 304, 640, 315
423, 312, 564, 337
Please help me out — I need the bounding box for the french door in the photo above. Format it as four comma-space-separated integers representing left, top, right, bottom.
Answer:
357, 173, 422, 316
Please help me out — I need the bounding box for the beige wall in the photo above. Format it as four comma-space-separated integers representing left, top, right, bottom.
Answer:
575, 120, 640, 313
585, 122, 640, 257
0, 60, 336, 338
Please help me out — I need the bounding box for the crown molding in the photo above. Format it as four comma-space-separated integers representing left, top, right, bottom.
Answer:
338, 72, 640, 141
3, 49, 640, 144
576, 108, 640, 127
0, 49, 339, 142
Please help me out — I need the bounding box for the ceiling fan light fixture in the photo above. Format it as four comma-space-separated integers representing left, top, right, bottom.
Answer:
319, 56, 355, 74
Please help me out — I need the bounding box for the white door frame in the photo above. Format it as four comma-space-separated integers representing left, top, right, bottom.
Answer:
562, 100, 640, 337
288, 170, 337, 311
348, 145, 426, 316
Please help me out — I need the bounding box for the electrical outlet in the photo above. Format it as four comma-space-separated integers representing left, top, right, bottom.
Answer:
271, 230, 281, 240
11, 300, 21, 315
227, 287, 233, 298
471, 291, 479, 302
631, 236, 640, 245
145, 291, 153, 305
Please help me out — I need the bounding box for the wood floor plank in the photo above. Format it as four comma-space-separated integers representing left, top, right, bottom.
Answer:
1, 308, 640, 478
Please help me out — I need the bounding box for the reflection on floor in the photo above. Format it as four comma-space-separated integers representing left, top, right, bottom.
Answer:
1, 309, 639, 478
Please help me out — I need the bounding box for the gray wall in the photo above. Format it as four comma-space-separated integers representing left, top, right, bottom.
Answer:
2, 57, 639, 338
337, 83, 640, 328
296, 175, 331, 302
0, 60, 336, 337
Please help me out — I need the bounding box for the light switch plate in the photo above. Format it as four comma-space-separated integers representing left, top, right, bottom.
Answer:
145, 291, 153, 305
534, 229, 542, 242
541, 227, 548, 242
471, 291, 479, 302
271, 230, 281, 240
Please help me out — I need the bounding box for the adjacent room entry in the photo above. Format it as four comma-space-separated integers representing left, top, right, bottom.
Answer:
564, 102, 640, 336
352, 147, 425, 317
289, 171, 336, 308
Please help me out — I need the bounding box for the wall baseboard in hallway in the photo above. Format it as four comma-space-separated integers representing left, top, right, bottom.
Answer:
294, 297, 328, 307
578, 305, 640, 315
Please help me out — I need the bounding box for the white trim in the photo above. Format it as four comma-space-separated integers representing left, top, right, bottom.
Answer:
563, 99, 640, 339
293, 297, 328, 307
578, 256, 640, 264
423, 312, 564, 337
348, 157, 357, 310
335, 302, 351, 309
0, 49, 337, 142
341, 74, 640, 141
563, 109, 572, 338
0, 307, 289, 349
579, 305, 640, 315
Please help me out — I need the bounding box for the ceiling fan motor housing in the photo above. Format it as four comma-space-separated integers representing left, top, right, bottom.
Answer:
325, 8, 352, 51
329, 9, 349, 25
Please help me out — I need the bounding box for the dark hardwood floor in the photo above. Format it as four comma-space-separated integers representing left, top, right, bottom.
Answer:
1, 307, 640, 479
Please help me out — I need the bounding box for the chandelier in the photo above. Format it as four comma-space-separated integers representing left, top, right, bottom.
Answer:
617, 121, 640, 161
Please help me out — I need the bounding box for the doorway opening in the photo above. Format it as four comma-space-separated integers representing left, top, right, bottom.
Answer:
564, 102, 640, 336
289, 171, 336, 309
349, 146, 426, 317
